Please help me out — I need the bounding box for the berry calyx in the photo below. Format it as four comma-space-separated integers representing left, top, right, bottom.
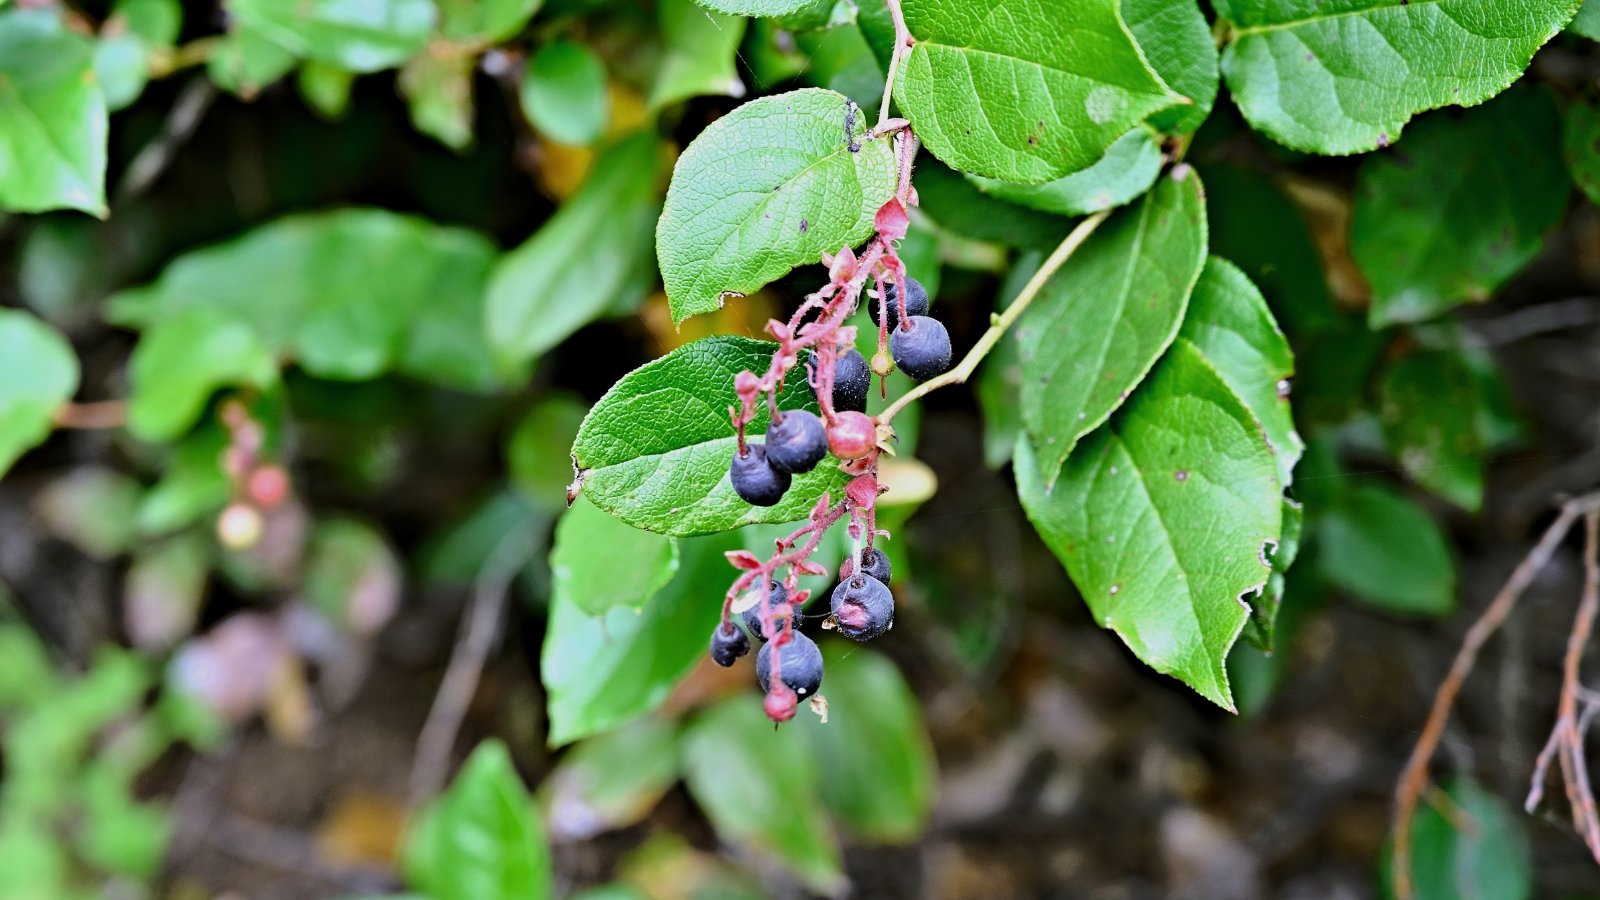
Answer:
710, 622, 750, 667
890, 315, 953, 382
829, 574, 894, 641
764, 683, 799, 722
858, 547, 891, 585
811, 347, 871, 413
765, 410, 828, 475
827, 411, 877, 460
729, 443, 791, 506
873, 277, 930, 332
756, 631, 825, 698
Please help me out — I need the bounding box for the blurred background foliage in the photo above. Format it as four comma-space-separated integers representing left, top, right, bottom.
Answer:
2, 0, 1600, 897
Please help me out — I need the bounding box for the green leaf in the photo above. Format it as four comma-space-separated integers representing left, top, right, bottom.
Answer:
1247, 496, 1302, 650
790, 646, 936, 843
1198, 164, 1339, 337
649, 0, 747, 111
94, 0, 181, 111
487, 134, 662, 369
1123, 0, 1218, 135
657, 88, 898, 322
520, 39, 609, 146
438, 0, 541, 42
967, 128, 1163, 217
539, 717, 678, 841
1316, 481, 1455, 616
1177, 257, 1302, 486
109, 210, 505, 391
0, 310, 78, 477
0, 9, 107, 215
690, 0, 812, 15
1016, 341, 1283, 711
404, 740, 552, 900
230, 0, 436, 72
796, 23, 885, 109
571, 336, 849, 536
136, 424, 230, 536
893, 0, 1179, 183
552, 497, 680, 616
1382, 778, 1531, 900
1216, 0, 1578, 155
298, 60, 356, 118
542, 533, 734, 746
1018, 169, 1208, 483
1563, 97, 1600, 207
206, 24, 297, 97
1573, 0, 1600, 39
916, 155, 1073, 249
400, 52, 475, 149
1353, 87, 1568, 327
127, 310, 279, 442
1378, 350, 1492, 512
302, 518, 401, 634
681, 697, 844, 894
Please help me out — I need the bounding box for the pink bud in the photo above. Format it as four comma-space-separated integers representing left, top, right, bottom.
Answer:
875, 198, 909, 240
725, 550, 763, 570
828, 246, 857, 283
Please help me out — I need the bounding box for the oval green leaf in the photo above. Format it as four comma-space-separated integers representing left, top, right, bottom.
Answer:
0, 310, 78, 477
571, 336, 849, 536
1124, 0, 1218, 135
1018, 169, 1208, 484
542, 534, 733, 746
893, 0, 1179, 183
229, 0, 435, 72
1216, 0, 1578, 155
551, 497, 680, 617
1316, 481, 1456, 617
681, 697, 844, 894
0, 9, 107, 215
520, 39, 610, 146
1016, 341, 1283, 711
1377, 350, 1492, 513
657, 88, 898, 323
1352, 87, 1568, 327
1177, 257, 1302, 486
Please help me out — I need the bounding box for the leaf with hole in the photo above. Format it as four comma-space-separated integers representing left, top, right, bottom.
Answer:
1016, 341, 1282, 711
657, 88, 898, 322
1018, 169, 1208, 484
571, 336, 849, 536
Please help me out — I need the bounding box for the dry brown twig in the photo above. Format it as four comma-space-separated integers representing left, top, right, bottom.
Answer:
1391, 492, 1600, 899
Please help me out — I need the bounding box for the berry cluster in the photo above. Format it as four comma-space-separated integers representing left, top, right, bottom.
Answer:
712, 231, 953, 721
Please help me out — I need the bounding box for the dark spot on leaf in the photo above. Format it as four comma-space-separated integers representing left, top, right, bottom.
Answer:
1304, 51, 1314, 61
1174, 470, 1189, 483
1377, 132, 1390, 149
1027, 135, 1038, 145
799, 219, 808, 233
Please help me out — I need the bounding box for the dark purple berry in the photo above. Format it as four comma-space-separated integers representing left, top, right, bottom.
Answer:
756, 631, 824, 698
890, 315, 952, 382
729, 443, 790, 506
741, 581, 794, 641
765, 410, 828, 474
808, 348, 870, 413
858, 547, 891, 585
872, 277, 930, 331
829, 574, 893, 641
710, 622, 749, 667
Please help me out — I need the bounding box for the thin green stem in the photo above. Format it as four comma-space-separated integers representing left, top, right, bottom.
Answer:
876, 209, 1111, 425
